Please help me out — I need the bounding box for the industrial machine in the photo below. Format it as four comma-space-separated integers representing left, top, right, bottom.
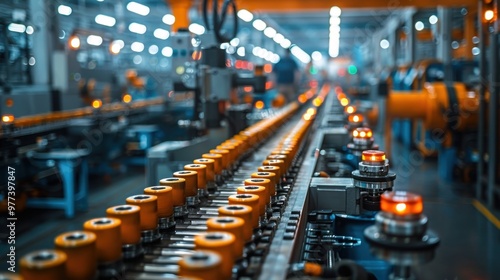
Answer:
8, 85, 440, 280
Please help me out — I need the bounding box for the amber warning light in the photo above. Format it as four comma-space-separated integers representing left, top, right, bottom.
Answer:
361, 150, 386, 163
353, 127, 372, 139
381, 191, 423, 216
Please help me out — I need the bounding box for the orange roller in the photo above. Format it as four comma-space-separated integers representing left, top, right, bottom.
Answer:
144, 186, 173, 218
206, 217, 245, 258
178, 251, 222, 280
202, 153, 223, 175
194, 232, 235, 280
251, 172, 276, 197
159, 177, 186, 207
106, 205, 141, 245
218, 205, 253, 242
20, 250, 67, 280
217, 145, 236, 163
194, 158, 215, 183
228, 194, 260, 228
83, 218, 122, 263
184, 164, 207, 190
267, 154, 289, 171
237, 186, 266, 216
233, 134, 249, 150
210, 149, 230, 170
262, 159, 285, 178
54, 231, 97, 280
244, 178, 271, 204
174, 170, 198, 196
126, 195, 158, 231
224, 139, 243, 157
258, 166, 281, 186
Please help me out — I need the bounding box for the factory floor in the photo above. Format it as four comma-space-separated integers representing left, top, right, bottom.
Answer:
2, 140, 500, 279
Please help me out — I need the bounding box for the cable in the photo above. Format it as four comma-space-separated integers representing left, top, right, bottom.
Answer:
202, 0, 238, 44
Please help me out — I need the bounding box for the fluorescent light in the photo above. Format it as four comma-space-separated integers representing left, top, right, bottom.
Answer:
330, 6, 341, 17
252, 19, 266, 31
162, 46, 173, 57
258, 48, 267, 58
415, 21, 424, 31
110, 41, 122, 54
330, 17, 341, 26
133, 55, 142, 64
126, 2, 150, 16
95, 14, 116, 27
380, 39, 390, 49
429, 15, 438, 24
312, 51, 322, 61
263, 27, 277, 38
271, 54, 280, 63
237, 46, 245, 56
472, 47, 480, 56
87, 35, 103, 46
8, 23, 26, 33
162, 14, 175, 25
131, 42, 144, 52
129, 22, 147, 34
26, 26, 34, 34
58, 5, 72, 16
265, 51, 274, 61
220, 43, 229, 49
230, 38, 240, 46
280, 38, 291, 49
252, 46, 261, 56
237, 9, 253, 22
154, 28, 170, 40
188, 23, 205, 35
330, 25, 340, 34
290, 45, 311, 64
149, 45, 159, 55
329, 37, 339, 58
273, 33, 284, 44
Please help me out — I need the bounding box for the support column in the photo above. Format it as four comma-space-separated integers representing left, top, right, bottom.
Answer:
437, 7, 452, 80
406, 13, 416, 64
477, 0, 488, 201
29, 0, 57, 85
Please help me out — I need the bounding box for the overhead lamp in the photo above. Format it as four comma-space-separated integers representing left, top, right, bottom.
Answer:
131, 42, 144, 52
263, 27, 277, 38
429, 15, 438, 24
230, 37, 240, 46
280, 38, 291, 49
87, 35, 103, 46
188, 23, 205, 35
126, 2, 150, 16
149, 45, 159, 55
26, 26, 34, 34
237, 46, 245, 56
237, 9, 253, 22
273, 33, 284, 44
162, 14, 175, 25
129, 22, 147, 34
8, 23, 26, 33
109, 40, 122, 54
154, 28, 170, 40
330, 6, 341, 17
58, 5, 72, 16
252, 19, 266, 31
69, 35, 80, 50
484, 10, 495, 21
380, 39, 390, 49
415, 21, 424, 31
162, 46, 173, 57
330, 17, 341, 26
290, 45, 311, 64
95, 14, 116, 27
312, 51, 322, 61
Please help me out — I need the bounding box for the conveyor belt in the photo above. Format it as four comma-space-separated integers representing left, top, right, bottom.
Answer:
15, 85, 330, 280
